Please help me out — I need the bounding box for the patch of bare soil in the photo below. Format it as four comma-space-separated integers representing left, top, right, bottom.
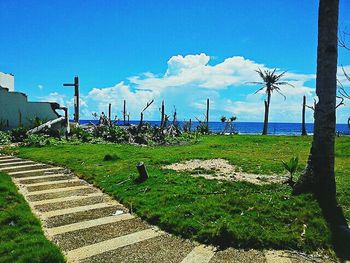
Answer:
163, 159, 288, 185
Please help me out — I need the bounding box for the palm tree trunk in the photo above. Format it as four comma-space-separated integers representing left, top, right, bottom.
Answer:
262, 91, 271, 135
293, 0, 339, 203
302, 96, 307, 136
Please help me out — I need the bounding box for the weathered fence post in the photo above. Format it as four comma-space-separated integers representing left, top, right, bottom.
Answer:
206, 98, 209, 130
123, 100, 126, 125
136, 162, 148, 182
302, 96, 307, 136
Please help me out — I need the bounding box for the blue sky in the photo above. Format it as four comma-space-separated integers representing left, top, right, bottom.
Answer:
1, 0, 350, 123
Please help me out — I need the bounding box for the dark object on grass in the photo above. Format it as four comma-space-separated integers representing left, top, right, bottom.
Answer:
136, 162, 148, 182
103, 154, 120, 161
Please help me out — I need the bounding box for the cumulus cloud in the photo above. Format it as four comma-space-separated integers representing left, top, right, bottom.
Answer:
37, 53, 350, 123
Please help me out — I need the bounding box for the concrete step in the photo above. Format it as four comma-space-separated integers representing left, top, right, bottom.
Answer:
0, 163, 48, 172
66, 228, 163, 262
27, 187, 97, 202
53, 216, 148, 251
79, 233, 195, 263
32, 193, 104, 206
26, 180, 85, 192
181, 245, 215, 263
47, 214, 135, 236
17, 174, 72, 184
34, 194, 109, 212
45, 205, 127, 228
0, 160, 34, 167
9, 167, 64, 177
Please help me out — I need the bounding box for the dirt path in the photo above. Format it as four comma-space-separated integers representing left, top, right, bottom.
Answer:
0, 154, 330, 263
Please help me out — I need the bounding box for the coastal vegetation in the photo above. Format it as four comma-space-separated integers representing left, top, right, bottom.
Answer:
2, 135, 349, 256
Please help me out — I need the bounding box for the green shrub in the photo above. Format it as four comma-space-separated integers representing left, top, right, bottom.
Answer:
24, 134, 50, 147
10, 127, 28, 142
196, 122, 209, 134
282, 156, 299, 186
102, 126, 128, 143
0, 131, 11, 145
71, 126, 91, 142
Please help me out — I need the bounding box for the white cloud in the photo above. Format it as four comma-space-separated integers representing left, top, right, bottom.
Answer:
37, 53, 350, 123
38, 84, 44, 90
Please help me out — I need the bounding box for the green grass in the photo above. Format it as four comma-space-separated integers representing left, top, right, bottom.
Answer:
0, 172, 65, 263
4, 135, 350, 254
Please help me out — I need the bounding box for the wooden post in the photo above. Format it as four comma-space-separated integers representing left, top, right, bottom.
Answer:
136, 162, 148, 182
123, 100, 126, 125
108, 103, 112, 122
206, 98, 209, 131
302, 96, 307, 136
63, 76, 79, 123
161, 100, 165, 127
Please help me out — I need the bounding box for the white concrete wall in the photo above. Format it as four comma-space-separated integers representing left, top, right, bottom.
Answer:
0, 87, 61, 130
0, 72, 14, 91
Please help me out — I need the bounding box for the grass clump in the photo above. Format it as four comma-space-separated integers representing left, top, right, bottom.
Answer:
0, 172, 65, 263
103, 154, 120, 161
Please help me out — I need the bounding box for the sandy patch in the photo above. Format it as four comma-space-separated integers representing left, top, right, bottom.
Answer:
163, 158, 288, 185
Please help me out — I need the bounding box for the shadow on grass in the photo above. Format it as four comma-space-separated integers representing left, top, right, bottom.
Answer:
318, 198, 350, 261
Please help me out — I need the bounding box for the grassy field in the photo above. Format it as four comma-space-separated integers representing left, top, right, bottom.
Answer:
4, 135, 350, 254
0, 172, 65, 263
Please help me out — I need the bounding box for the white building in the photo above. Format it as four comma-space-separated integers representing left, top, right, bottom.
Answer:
0, 72, 15, 91
0, 71, 66, 130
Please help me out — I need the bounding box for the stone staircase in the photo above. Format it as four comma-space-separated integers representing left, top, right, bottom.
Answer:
0, 154, 324, 263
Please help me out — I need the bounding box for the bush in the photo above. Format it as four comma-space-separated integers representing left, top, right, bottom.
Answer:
71, 126, 92, 142
10, 127, 28, 142
0, 131, 11, 145
102, 126, 128, 143
24, 134, 50, 147
196, 122, 209, 134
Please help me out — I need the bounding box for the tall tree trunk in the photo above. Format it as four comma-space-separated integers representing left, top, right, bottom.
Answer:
108, 103, 112, 123
206, 98, 210, 131
302, 96, 308, 136
161, 100, 165, 128
123, 100, 126, 125
293, 0, 339, 205
262, 90, 271, 135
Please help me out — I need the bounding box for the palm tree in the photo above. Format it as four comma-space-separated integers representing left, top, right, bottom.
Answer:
251, 69, 293, 135
293, 0, 339, 200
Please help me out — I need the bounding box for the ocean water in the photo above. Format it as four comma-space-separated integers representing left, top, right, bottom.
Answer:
79, 120, 350, 136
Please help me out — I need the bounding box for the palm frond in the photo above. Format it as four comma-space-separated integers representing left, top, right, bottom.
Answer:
254, 86, 266, 94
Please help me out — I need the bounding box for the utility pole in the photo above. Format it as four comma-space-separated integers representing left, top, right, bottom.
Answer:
63, 76, 79, 123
